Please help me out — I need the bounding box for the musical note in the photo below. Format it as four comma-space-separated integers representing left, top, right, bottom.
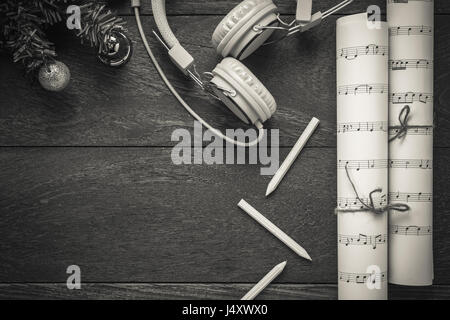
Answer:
389, 25, 432, 36
389, 159, 432, 169
337, 121, 388, 134
339, 271, 387, 284
387, 0, 432, 3
338, 233, 387, 249
337, 159, 388, 170
390, 225, 432, 236
388, 126, 433, 136
337, 196, 388, 210
338, 159, 433, 170
389, 59, 433, 70
389, 192, 432, 202
337, 44, 387, 60
338, 84, 388, 95
390, 92, 433, 104
373, 234, 384, 249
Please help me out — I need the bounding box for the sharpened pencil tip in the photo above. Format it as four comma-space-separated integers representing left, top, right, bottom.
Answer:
275, 261, 287, 273
304, 252, 312, 261
265, 184, 274, 197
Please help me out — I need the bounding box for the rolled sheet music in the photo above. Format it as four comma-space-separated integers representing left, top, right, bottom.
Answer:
388, 0, 434, 286
336, 13, 389, 300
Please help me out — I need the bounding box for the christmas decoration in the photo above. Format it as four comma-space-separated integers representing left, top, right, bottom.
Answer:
97, 27, 133, 67
38, 60, 71, 92
0, 1, 132, 91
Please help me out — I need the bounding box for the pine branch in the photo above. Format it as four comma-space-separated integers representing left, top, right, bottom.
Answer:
32, 0, 67, 25
0, 1, 128, 74
75, 1, 126, 54
0, 1, 61, 73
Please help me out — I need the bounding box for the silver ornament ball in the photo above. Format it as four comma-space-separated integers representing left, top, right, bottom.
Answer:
38, 61, 71, 92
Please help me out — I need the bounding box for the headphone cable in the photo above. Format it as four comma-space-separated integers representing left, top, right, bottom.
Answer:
133, 4, 265, 147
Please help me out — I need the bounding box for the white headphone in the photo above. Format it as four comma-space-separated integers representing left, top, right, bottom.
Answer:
132, 0, 352, 146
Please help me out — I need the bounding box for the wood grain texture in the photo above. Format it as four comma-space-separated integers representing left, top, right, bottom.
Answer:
110, 0, 450, 15
1, 16, 449, 147
0, 0, 448, 300
0, 283, 449, 300
0, 148, 449, 283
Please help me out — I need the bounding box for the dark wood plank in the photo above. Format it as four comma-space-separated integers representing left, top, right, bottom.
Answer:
1, 16, 449, 147
0, 147, 449, 283
110, 0, 450, 15
0, 283, 449, 300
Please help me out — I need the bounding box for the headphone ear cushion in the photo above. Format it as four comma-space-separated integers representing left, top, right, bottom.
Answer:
212, 0, 278, 59
212, 0, 263, 48
211, 57, 276, 124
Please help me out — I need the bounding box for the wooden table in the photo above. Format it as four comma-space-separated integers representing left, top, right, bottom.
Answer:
0, 0, 449, 300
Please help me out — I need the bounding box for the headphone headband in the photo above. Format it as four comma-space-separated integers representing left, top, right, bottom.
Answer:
151, 0, 177, 49
151, 0, 195, 75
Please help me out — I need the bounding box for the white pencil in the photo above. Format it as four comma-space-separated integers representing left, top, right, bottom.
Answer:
241, 261, 287, 300
238, 199, 312, 261
266, 117, 320, 197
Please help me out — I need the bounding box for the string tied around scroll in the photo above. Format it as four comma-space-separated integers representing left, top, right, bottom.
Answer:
335, 164, 410, 215
389, 105, 433, 142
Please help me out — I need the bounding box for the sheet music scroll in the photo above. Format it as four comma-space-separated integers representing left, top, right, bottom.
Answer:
336, 13, 389, 300
388, 0, 434, 286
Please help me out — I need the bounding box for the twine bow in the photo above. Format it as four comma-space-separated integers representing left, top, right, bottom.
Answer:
389, 105, 433, 142
335, 164, 410, 215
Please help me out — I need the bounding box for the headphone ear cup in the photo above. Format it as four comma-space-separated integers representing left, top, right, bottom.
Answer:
210, 57, 276, 125
212, 0, 278, 60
